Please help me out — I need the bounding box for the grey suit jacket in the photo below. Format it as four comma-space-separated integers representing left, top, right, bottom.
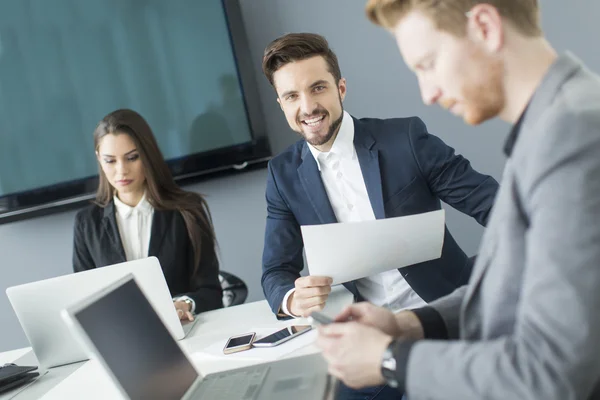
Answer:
405, 53, 600, 399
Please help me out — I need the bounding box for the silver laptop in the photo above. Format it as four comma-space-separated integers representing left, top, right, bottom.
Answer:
62, 274, 332, 400
6, 257, 189, 369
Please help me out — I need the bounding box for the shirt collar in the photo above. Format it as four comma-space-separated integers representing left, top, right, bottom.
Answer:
503, 106, 528, 157
307, 110, 355, 171
113, 191, 153, 219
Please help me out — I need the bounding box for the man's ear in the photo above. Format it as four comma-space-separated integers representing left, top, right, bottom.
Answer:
466, 4, 504, 53
277, 97, 283, 111
338, 78, 347, 102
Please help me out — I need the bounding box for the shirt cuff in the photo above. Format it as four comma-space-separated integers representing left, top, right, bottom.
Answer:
174, 295, 196, 314
390, 339, 417, 393
280, 288, 297, 317
410, 306, 448, 339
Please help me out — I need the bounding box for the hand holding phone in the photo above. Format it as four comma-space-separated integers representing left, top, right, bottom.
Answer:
223, 332, 256, 354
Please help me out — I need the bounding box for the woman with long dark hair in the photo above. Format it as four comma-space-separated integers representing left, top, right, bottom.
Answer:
73, 109, 223, 320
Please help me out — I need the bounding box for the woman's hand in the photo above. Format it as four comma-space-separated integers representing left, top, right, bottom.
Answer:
173, 300, 194, 322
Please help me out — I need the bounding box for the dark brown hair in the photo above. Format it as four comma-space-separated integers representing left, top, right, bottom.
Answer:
262, 33, 342, 88
365, 0, 541, 37
93, 109, 216, 274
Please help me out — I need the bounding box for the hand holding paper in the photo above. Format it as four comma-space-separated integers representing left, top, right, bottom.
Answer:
301, 210, 445, 285
287, 276, 333, 318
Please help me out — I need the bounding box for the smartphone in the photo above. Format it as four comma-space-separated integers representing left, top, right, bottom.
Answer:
309, 311, 334, 325
252, 325, 312, 347
223, 332, 256, 354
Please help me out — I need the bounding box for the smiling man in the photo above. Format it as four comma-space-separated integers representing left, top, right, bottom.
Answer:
259, 33, 499, 399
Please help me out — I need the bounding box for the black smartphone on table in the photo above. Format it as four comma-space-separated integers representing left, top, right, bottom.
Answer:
0, 364, 39, 394
252, 325, 312, 347
222, 332, 256, 354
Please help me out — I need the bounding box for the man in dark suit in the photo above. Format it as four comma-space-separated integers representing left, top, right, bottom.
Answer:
261, 32, 497, 316
259, 32, 498, 399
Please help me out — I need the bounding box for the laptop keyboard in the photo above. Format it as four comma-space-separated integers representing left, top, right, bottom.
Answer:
193, 366, 270, 400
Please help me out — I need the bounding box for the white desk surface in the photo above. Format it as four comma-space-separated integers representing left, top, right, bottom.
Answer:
0, 286, 353, 399
0, 348, 30, 366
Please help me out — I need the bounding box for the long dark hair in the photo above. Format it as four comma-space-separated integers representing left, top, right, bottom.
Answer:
93, 109, 216, 274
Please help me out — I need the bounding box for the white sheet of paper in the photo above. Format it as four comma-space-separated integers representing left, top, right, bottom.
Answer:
301, 210, 445, 284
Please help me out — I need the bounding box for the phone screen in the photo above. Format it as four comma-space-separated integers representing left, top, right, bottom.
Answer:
253, 325, 312, 345
225, 334, 254, 348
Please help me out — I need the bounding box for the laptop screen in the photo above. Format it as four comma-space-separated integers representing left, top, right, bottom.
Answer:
73, 278, 198, 400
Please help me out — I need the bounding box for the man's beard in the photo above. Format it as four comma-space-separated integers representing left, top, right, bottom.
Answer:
304, 111, 343, 147
298, 99, 344, 147
461, 51, 505, 126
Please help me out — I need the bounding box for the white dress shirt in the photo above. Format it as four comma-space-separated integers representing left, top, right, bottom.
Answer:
113, 192, 154, 262
114, 192, 196, 313
281, 111, 426, 316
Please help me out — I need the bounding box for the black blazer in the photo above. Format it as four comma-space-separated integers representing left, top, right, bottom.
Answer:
73, 201, 223, 313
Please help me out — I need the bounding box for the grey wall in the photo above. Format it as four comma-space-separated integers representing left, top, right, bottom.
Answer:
2, 0, 599, 352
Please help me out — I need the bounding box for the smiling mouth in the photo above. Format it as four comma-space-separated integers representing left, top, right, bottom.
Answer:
301, 114, 326, 128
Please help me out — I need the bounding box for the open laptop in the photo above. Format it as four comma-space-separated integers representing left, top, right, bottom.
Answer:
62, 274, 332, 400
6, 257, 193, 370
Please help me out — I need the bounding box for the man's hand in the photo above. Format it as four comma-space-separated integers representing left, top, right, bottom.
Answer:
317, 322, 392, 389
335, 302, 424, 340
173, 300, 194, 322
288, 276, 333, 317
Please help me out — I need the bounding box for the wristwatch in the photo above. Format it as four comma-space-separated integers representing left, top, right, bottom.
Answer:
176, 296, 194, 313
381, 340, 399, 388
182, 297, 193, 312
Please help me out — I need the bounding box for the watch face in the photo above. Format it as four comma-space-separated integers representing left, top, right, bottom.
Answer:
383, 348, 396, 369
381, 346, 399, 388
382, 357, 397, 371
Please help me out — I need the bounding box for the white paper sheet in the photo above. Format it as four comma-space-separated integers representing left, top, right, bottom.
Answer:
301, 210, 445, 284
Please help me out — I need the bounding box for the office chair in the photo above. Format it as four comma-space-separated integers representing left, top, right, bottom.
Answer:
219, 271, 248, 307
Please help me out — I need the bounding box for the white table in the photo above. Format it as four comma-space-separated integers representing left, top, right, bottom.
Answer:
0, 349, 30, 366
0, 287, 353, 399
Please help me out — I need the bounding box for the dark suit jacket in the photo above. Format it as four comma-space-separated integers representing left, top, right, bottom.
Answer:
261, 116, 499, 316
73, 201, 223, 313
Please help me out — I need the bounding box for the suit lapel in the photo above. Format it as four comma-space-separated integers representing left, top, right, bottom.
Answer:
353, 119, 385, 220
102, 202, 127, 261
297, 145, 337, 224
148, 210, 169, 257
